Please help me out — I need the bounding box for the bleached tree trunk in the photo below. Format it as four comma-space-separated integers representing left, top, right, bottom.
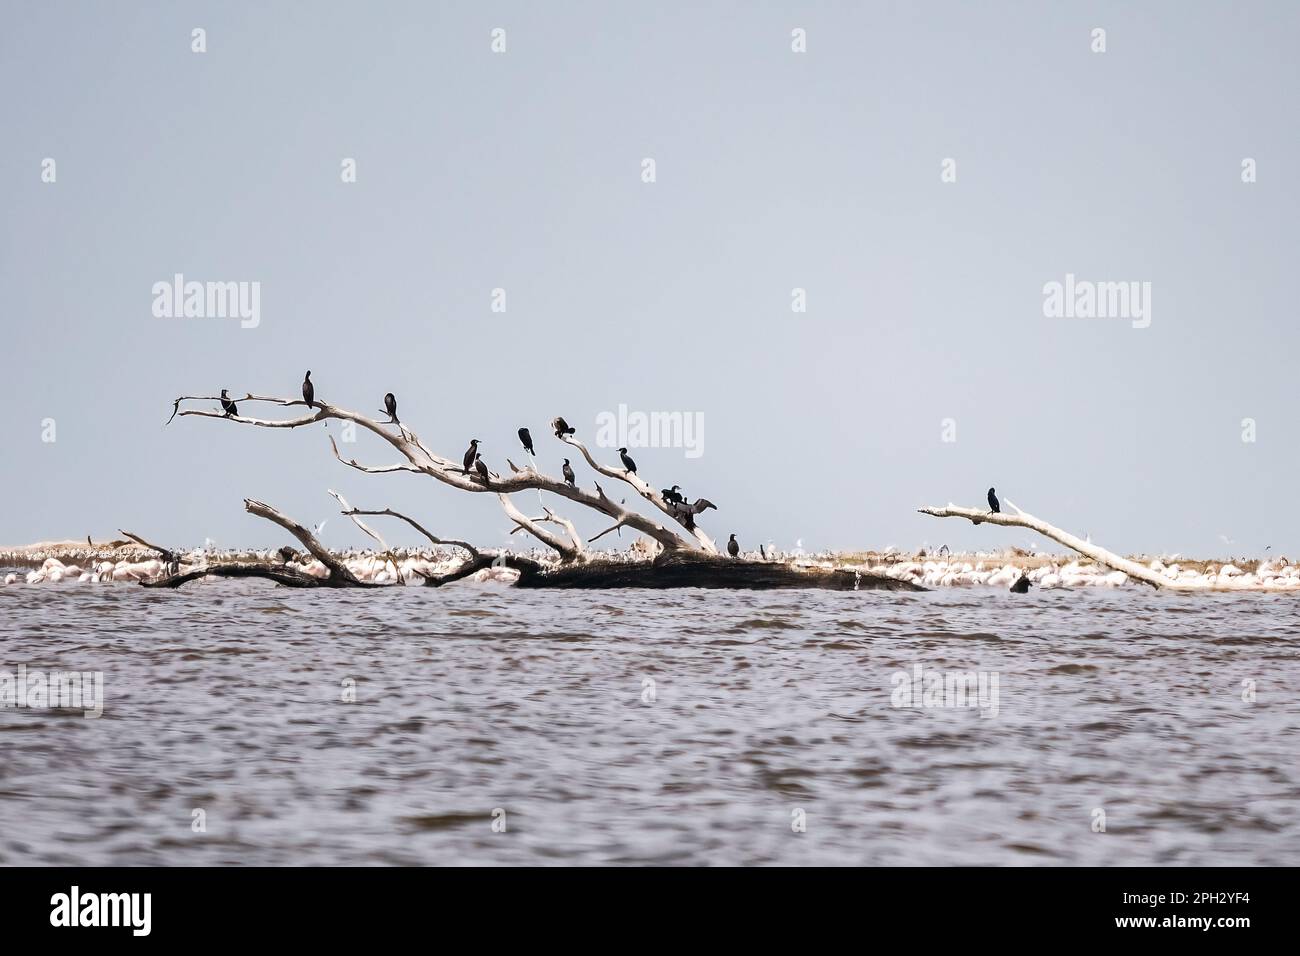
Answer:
170, 394, 698, 555
557, 435, 720, 554
146, 498, 375, 588
159, 391, 926, 592
918, 502, 1213, 591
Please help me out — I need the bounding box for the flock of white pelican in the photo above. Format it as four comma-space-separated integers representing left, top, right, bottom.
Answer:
866, 555, 1300, 591
4, 548, 1298, 591
0, 549, 520, 586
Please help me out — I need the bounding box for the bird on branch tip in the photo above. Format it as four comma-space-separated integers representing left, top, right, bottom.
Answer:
302, 370, 315, 408
383, 392, 399, 424
552, 417, 576, 438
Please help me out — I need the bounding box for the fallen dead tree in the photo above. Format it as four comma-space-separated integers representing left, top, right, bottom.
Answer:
141, 499, 378, 589
512, 551, 912, 590
158, 390, 918, 591
918, 501, 1265, 592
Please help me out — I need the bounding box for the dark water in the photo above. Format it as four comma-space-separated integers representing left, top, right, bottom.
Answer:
1, 582, 1297, 866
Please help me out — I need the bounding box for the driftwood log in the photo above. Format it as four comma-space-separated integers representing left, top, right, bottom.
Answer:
141, 498, 378, 589
919, 500, 1262, 592
155, 389, 917, 591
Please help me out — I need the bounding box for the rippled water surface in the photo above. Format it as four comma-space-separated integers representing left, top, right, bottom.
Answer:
1, 582, 1297, 865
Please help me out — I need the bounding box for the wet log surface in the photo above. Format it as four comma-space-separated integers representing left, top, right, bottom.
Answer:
143, 553, 923, 591
142, 563, 378, 589
515, 552, 925, 591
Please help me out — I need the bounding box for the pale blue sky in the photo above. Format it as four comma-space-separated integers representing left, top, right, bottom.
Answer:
2, 1, 1296, 557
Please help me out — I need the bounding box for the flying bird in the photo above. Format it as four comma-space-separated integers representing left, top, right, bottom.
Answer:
987, 488, 1000, 514
220, 389, 238, 417
473, 453, 490, 485
518, 427, 535, 456
383, 393, 398, 424
463, 439, 480, 473
302, 370, 315, 408
552, 417, 576, 438
562, 458, 577, 488
727, 534, 740, 558
618, 447, 637, 474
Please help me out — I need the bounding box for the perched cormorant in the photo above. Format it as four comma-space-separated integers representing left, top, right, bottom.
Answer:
220, 389, 238, 417
383, 392, 398, 424
562, 458, 576, 488
1010, 573, 1031, 594
692, 498, 718, 513
463, 439, 480, 473
727, 534, 740, 558
277, 546, 297, 564
518, 427, 535, 456
988, 487, 1000, 514
302, 370, 315, 408
473, 453, 490, 485
618, 447, 637, 474
552, 417, 576, 438
662, 485, 684, 506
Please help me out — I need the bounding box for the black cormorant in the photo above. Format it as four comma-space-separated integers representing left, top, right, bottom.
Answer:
302, 370, 315, 408
662, 485, 684, 506
463, 439, 480, 473
692, 498, 718, 513
552, 417, 576, 438
727, 534, 740, 558
1010, 573, 1031, 593
473, 453, 490, 485
220, 389, 238, 417
562, 459, 576, 488
277, 546, 297, 564
518, 427, 535, 456
383, 393, 398, 424
988, 488, 1000, 513
618, 447, 637, 474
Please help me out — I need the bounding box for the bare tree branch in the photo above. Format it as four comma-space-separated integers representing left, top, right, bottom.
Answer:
329, 435, 421, 475
173, 394, 697, 553
498, 494, 581, 561
117, 529, 179, 567
329, 489, 404, 583
342, 508, 480, 559
588, 518, 628, 543
558, 434, 719, 554
243, 498, 365, 585
918, 502, 1237, 591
